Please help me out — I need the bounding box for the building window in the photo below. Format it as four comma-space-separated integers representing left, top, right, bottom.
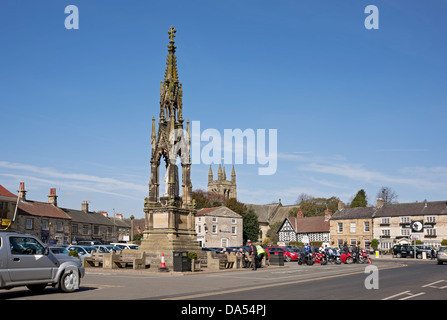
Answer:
221, 238, 228, 247
337, 239, 343, 247
56, 221, 63, 232
381, 217, 390, 224
93, 226, 99, 235
337, 223, 343, 233
25, 218, 33, 230
350, 222, 356, 233
42, 220, 49, 231
426, 216, 436, 223
401, 228, 410, 236
83, 225, 89, 235
381, 229, 390, 237
231, 218, 236, 224
364, 221, 370, 232
212, 225, 217, 234
401, 216, 410, 223
212, 217, 217, 223
364, 239, 371, 249
232, 226, 236, 235
198, 225, 202, 234
426, 228, 436, 236
72, 224, 78, 234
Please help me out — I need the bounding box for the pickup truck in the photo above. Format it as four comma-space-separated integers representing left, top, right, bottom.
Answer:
0, 231, 85, 293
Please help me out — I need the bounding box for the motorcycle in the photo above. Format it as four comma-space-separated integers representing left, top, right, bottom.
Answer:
357, 249, 371, 264
314, 251, 328, 265
340, 251, 353, 264
298, 250, 314, 265
326, 248, 341, 264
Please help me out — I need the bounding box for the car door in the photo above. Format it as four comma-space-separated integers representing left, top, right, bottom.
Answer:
8, 236, 56, 282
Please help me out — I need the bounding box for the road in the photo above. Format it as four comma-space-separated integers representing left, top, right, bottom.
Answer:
1, 258, 446, 302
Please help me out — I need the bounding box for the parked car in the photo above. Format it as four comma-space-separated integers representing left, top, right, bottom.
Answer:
265, 246, 299, 262
393, 244, 433, 259
0, 231, 84, 293
76, 240, 102, 246
67, 245, 96, 260
437, 246, 447, 265
110, 243, 139, 250
93, 245, 123, 253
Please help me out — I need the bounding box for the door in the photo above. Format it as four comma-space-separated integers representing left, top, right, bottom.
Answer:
8, 236, 56, 282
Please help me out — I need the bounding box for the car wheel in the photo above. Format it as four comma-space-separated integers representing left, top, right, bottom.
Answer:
26, 284, 46, 293
396, 253, 402, 258
285, 256, 291, 262
59, 271, 80, 293
417, 253, 422, 259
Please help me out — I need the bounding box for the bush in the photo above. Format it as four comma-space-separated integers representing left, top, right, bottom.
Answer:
68, 250, 79, 258
188, 251, 198, 260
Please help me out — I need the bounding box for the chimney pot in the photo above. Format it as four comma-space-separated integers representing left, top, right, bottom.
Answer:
338, 201, 344, 211
48, 188, 58, 206
82, 201, 89, 213
18, 182, 27, 200
377, 197, 384, 208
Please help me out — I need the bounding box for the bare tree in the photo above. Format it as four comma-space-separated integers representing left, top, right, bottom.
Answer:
376, 186, 398, 204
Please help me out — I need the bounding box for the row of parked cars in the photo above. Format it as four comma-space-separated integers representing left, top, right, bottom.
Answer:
49, 242, 139, 260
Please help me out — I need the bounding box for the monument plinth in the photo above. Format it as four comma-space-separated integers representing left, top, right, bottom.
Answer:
139, 26, 201, 270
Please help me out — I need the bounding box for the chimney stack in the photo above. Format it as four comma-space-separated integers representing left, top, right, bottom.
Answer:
82, 201, 89, 213
18, 182, 27, 200
48, 188, 58, 206
296, 210, 304, 218
377, 197, 383, 208
338, 201, 344, 211
324, 207, 332, 221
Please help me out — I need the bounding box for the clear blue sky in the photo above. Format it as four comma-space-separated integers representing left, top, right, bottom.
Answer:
1, 0, 446, 219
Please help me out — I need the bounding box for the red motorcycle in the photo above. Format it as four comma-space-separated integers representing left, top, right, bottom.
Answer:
358, 249, 371, 264
314, 251, 328, 265
340, 251, 353, 264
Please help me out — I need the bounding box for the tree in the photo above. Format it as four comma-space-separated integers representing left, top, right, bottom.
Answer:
266, 221, 282, 245
377, 186, 398, 204
243, 209, 260, 244
351, 189, 368, 207
191, 189, 211, 209
224, 198, 247, 216
295, 194, 340, 217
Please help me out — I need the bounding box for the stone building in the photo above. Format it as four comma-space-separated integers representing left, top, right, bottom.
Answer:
329, 201, 375, 249
0, 184, 18, 229
195, 206, 243, 248
207, 164, 236, 200
372, 199, 447, 250
1, 183, 131, 245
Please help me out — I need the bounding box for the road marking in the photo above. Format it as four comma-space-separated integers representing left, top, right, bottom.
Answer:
382, 290, 425, 300
422, 280, 447, 289
165, 263, 405, 300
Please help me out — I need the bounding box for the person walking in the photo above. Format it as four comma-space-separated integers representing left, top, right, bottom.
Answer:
248, 240, 258, 270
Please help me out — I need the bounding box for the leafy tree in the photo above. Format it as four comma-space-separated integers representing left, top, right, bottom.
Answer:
243, 209, 260, 244
224, 198, 247, 216
371, 239, 379, 250
266, 221, 282, 245
295, 194, 340, 217
192, 189, 211, 209
351, 189, 368, 207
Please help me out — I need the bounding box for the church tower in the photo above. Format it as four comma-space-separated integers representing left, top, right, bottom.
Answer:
208, 165, 237, 200
141, 26, 200, 269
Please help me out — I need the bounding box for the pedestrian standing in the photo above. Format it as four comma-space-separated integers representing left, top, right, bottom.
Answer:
248, 240, 258, 270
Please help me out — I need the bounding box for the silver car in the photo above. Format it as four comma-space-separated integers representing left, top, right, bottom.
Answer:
437, 246, 447, 265
0, 232, 85, 293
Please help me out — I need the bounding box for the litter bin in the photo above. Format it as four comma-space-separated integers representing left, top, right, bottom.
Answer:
269, 252, 284, 266
173, 250, 190, 272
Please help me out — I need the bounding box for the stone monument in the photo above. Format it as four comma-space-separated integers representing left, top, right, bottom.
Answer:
139, 26, 201, 269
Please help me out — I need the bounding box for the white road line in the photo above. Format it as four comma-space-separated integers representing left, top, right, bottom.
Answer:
422, 280, 447, 289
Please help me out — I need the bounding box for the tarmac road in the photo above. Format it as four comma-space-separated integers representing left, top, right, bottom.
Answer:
2, 257, 444, 301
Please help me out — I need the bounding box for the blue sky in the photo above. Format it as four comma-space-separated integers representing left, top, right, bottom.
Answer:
1, 0, 446, 219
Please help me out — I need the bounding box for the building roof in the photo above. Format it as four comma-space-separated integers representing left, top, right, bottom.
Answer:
330, 200, 447, 220
245, 202, 300, 224
374, 201, 447, 217
196, 206, 242, 219
59, 207, 116, 226
330, 206, 378, 220
285, 216, 330, 234
0, 185, 17, 198
18, 200, 72, 220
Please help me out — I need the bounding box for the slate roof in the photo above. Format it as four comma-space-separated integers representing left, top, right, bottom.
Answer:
330, 200, 447, 220
18, 200, 72, 220
245, 203, 300, 224
60, 207, 115, 226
